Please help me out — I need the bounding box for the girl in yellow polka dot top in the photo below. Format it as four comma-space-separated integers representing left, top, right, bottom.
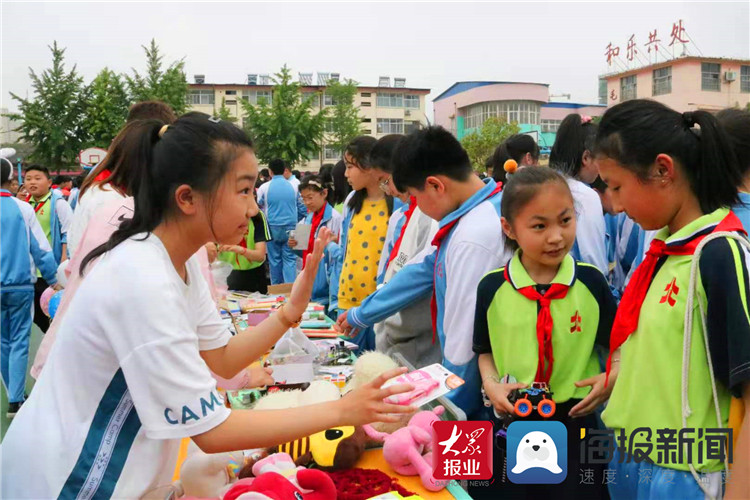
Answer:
337, 136, 403, 352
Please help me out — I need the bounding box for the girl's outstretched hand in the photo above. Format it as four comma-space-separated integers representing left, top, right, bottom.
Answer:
335, 367, 417, 426
569, 373, 612, 418
286, 227, 333, 319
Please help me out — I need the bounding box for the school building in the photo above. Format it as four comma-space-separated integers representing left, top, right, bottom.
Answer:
186, 73, 430, 171
432, 82, 606, 152
600, 56, 750, 112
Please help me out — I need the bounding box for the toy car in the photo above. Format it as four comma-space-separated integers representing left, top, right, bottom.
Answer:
510, 382, 556, 418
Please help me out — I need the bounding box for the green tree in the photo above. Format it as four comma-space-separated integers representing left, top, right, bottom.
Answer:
7, 42, 89, 173
324, 79, 363, 154
213, 97, 236, 123
460, 116, 521, 171
126, 39, 188, 115
82, 68, 130, 148
242, 65, 325, 166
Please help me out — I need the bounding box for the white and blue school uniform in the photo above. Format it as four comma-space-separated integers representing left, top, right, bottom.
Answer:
376, 204, 409, 284
567, 178, 609, 276
346, 179, 511, 418
0, 189, 58, 404
293, 203, 343, 315
260, 176, 302, 284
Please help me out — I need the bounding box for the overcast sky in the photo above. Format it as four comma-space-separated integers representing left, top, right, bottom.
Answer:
2, 1, 748, 119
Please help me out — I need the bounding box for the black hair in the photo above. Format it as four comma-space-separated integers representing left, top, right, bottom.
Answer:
549, 114, 598, 177
1, 158, 13, 185
81, 112, 253, 274
74, 173, 86, 189
369, 134, 403, 174
292, 169, 301, 180
269, 158, 285, 176
25, 164, 50, 179
345, 136, 394, 215
53, 175, 70, 186
299, 174, 334, 206
318, 163, 334, 185
392, 126, 472, 193
590, 175, 608, 194
594, 99, 742, 213
491, 134, 540, 185
716, 108, 750, 176
331, 159, 350, 206
501, 166, 573, 251
127, 100, 177, 124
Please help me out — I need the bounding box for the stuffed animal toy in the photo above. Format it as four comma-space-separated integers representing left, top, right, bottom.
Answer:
249, 381, 366, 471
363, 406, 446, 492
173, 449, 257, 499
224, 453, 337, 500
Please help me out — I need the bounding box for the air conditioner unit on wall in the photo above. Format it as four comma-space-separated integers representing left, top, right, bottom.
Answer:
725, 71, 737, 82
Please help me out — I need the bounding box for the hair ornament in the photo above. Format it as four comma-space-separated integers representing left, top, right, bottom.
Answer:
504, 159, 518, 174
158, 124, 170, 138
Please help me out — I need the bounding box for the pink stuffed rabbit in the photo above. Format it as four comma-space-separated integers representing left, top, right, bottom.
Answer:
363, 406, 445, 492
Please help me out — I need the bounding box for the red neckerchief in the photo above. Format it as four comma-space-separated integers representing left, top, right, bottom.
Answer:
0, 192, 11, 198
430, 182, 503, 343
303, 207, 326, 269
31, 192, 52, 214
386, 197, 417, 270
94, 169, 112, 182
507, 267, 569, 383
605, 211, 746, 384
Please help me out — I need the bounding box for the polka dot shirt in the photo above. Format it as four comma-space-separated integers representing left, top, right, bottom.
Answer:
338, 199, 389, 310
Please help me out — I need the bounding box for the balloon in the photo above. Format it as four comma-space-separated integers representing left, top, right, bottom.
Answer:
56, 261, 68, 288
48, 290, 64, 320
39, 287, 56, 317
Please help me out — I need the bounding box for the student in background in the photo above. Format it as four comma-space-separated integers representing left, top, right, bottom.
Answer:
490, 133, 540, 187
67, 174, 85, 211
288, 175, 343, 315
283, 162, 301, 193
24, 164, 72, 332
260, 159, 301, 284
371, 134, 441, 367
331, 159, 351, 214
337, 127, 510, 417
217, 210, 271, 294
549, 114, 608, 275
718, 108, 750, 230
596, 100, 750, 499
335, 136, 401, 353
0, 158, 58, 418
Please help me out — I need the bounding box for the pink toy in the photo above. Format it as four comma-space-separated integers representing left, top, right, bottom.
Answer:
363, 406, 446, 492
384, 370, 439, 405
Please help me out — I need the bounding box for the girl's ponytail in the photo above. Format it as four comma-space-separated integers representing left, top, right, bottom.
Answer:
594, 99, 741, 214
80, 119, 163, 275
688, 110, 743, 212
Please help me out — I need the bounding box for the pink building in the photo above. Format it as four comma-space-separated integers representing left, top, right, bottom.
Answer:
602, 56, 750, 112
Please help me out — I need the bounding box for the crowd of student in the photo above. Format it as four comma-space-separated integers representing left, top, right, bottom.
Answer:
0, 98, 749, 499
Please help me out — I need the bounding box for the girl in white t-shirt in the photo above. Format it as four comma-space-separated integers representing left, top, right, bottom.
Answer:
1, 113, 415, 499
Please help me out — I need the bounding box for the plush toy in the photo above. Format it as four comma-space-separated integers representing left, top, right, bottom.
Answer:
249, 380, 367, 471
224, 453, 337, 500
173, 449, 253, 499
363, 406, 446, 492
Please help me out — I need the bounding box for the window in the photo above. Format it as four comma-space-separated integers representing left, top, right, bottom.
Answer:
652, 67, 672, 96
377, 92, 403, 107
361, 102, 371, 107
620, 75, 637, 101
404, 95, 420, 109
362, 118, 372, 123
241, 90, 272, 105
225, 100, 237, 105
541, 119, 562, 133
702, 63, 721, 91
742, 66, 750, 93
324, 146, 340, 160
363, 129, 372, 135
376, 118, 404, 134
302, 91, 318, 105
188, 89, 214, 105
325, 119, 335, 133
361, 92, 371, 97
463, 101, 541, 130
225, 90, 237, 96
323, 93, 338, 107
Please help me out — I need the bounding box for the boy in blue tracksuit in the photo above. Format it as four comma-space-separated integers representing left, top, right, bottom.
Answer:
337, 127, 511, 419
259, 159, 305, 284
0, 159, 58, 417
